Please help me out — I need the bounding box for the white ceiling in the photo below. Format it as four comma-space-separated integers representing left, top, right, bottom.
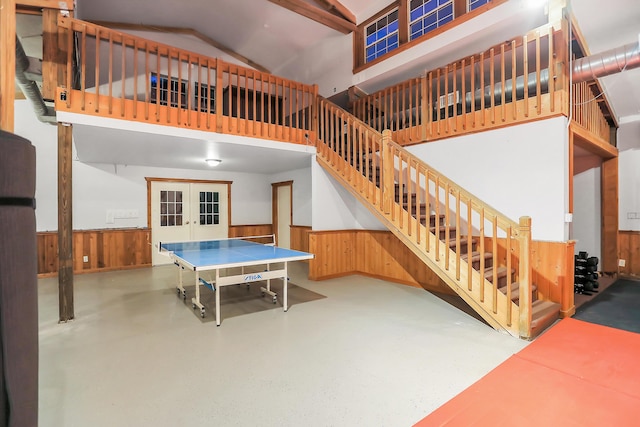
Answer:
18, 0, 640, 172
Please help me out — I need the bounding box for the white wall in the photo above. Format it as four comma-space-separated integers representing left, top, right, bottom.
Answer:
407, 117, 570, 242
13, 100, 276, 232
269, 165, 313, 226
618, 121, 640, 231
572, 159, 602, 260
311, 161, 384, 231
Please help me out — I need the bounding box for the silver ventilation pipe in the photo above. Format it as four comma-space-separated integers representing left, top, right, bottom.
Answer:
436, 42, 640, 110
572, 42, 640, 83
15, 37, 56, 123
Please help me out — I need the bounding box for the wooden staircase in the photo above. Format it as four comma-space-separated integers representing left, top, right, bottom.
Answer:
316, 97, 560, 339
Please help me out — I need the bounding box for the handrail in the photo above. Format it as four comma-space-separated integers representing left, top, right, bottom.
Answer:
352, 24, 567, 145
56, 17, 318, 144
317, 96, 532, 338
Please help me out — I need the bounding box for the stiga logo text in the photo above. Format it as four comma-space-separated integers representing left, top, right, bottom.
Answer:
244, 274, 263, 281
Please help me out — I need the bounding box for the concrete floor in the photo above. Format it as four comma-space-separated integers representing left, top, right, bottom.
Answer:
38, 263, 528, 427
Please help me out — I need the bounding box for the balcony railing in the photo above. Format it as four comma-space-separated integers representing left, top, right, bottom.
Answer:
352, 24, 568, 145
56, 18, 317, 144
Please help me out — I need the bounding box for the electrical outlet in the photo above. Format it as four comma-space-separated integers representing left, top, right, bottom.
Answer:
83, 255, 89, 263
619, 259, 626, 267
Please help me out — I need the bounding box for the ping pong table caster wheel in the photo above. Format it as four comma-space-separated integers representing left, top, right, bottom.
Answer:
272, 297, 277, 304
200, 309, 205, 318
192, 303, 196, 309
261, 292, 265, 297
182, 292, 187, 301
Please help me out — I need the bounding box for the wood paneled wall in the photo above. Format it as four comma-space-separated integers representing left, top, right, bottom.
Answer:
619, 231, 640, 277
37, 228, 151, 276
308, 229, 452, 294
489, 237, 575, 317
290, 225, 311, 255
228, 224, 273, 239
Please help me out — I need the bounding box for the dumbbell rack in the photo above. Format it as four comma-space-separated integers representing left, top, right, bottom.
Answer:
574, 251, 600, 295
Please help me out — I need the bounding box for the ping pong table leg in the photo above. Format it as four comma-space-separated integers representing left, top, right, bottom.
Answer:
176, 263, 186, 300
283, 263, 288, 312
191, 271, 205, 318
215, 268, 221, 326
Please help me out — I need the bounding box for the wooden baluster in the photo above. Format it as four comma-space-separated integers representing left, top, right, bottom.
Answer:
468, 200, 473, 293
536, 34, 541, 115
492, 216, 498, 314
506, 227, 513, 327
215, 61, 223, 132
94, 28, 100, 113
452, 62, 457, 133
461, 59, 466, 130
80, 26, 87, 111
455, 191, 461, 280
470, 55, 475, 128
120, 35, 125, 117
444, 183, 450, 270
500, 43, 505, 122
187, 54, 193, 126
549, 28, 555, 112
490, 47, 495, 124
479, 52, 485, 126
523, 35, 529, 117
144, 45, 149, 121
435, 177, 440, 262
444, 65, 449, 134
436, 68, 441, 135
133, 39, 138, 119
426, 72, 432, 139
381, 130, 393, 215
155, 44, 160, 122
416, 164, 422, 245
479, 209, 485, 296
512, 40, 517, 120
108, 32, 114, 115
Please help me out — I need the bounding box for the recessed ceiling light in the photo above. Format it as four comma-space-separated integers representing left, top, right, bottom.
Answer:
206, 159, 221, 167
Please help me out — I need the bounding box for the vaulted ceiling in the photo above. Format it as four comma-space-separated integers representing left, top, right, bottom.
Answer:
16, 0, 640, 172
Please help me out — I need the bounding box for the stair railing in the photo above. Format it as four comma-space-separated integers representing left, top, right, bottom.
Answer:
317, 96, 533, 338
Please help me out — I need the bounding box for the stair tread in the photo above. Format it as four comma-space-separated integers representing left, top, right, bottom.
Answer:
531, 300, 561, 330
460, 251, 492, 262
448, 236, 471, 247
498, 281, 538, 302
483, 266, 509, 280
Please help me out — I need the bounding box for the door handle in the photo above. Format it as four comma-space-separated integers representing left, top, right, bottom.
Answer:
185, 221, 190, 224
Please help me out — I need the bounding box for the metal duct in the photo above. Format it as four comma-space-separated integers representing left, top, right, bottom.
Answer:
439, 42, 639, 111
572, 42, 640, 83
15, 37, 56, 123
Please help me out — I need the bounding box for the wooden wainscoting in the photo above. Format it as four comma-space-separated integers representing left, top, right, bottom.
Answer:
37, 228, 152, 277
290, 225, 312, 257
619, 231, 640, 278
308, 229, 452, 293
228, 224, 273, 240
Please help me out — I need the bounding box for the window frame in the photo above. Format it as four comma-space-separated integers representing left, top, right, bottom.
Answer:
364, 7, 401, 64
354, 0, 505, 72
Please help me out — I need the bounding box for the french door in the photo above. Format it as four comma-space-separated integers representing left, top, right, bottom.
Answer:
150, 180, 230, 265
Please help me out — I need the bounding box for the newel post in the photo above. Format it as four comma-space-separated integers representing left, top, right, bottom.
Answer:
518, 216, 532, 339
381, 129, 393, 215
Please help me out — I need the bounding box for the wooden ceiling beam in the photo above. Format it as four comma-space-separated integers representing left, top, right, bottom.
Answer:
267, 0, 356, 34
17, 0, 73, 10
311, 0, 356, 24
88, 21, 270, 73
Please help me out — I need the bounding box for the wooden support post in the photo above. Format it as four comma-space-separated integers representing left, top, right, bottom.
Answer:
518, 216, 532, 339
42, 9, 59, 101
58, 122, 74, 322
0, 0, 16, 131
381, 129, 393, 215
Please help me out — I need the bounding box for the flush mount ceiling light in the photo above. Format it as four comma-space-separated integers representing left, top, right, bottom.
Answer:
205, 159, 221, 167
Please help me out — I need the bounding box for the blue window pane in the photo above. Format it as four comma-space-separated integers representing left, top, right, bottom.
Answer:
424, 13, 437, 27
376, 27, 388, 39
438, 0, 451, 6
376, 39, 387, 51
388, 42, 399, 51
366, 54, 376, 62
410, 8, 422, 21
425, 0, 437, 13
411, 21, 423, 34
366, 46, 375, 57
389, 33, 398, 45
441, 3, 453, 17
366, 34, 376, 46
388, 20, 399, 33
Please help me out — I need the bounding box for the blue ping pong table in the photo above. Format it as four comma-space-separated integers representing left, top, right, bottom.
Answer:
159, 235, 314, 326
